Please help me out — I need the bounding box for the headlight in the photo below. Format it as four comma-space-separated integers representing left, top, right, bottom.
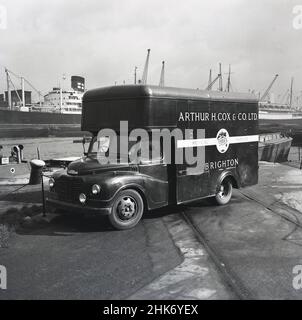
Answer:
79, 193, 87, 204
92, 184, 101, 195
49, 178, 55, 188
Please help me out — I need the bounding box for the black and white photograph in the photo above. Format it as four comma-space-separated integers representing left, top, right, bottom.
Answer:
1, 0, 302, 309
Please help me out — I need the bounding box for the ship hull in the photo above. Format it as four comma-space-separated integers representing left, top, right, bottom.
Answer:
0, 109, 84, 138
2, 108, 302, 143
259, 117, 302, 145
258, 133, 293, 162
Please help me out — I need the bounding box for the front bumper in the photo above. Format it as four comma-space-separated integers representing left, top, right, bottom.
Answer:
46, 198, 112, 216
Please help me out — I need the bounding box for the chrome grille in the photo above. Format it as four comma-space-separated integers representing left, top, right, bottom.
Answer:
55, 177, 83, 202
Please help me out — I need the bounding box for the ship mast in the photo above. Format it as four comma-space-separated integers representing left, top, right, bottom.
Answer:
141, 49, 151, 85
60, 82, 63, 112
21, 77, 25, 108
218, 63, 223, 91
59, 74, 66, 113
159, 61, 165, 87
134, 66, 138, 85
280, 89, 289, 104
289, 77, 294, 109
5, 68, 11, 109
226, 64, 231, 92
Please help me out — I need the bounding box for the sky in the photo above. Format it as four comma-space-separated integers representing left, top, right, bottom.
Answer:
0, 0, 302, 102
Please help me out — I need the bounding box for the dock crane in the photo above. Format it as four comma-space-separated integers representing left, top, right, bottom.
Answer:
5, 68, 43, 109
279, 89, 289, 104
206, 63, 223, 91
206, 72, 221, 90
207, 69, 212, 88
260, 74, 279, 101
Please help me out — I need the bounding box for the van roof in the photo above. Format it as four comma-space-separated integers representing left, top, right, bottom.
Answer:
83, 85, 258, 103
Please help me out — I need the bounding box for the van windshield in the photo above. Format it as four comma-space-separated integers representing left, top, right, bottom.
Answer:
88, 135, 163, 164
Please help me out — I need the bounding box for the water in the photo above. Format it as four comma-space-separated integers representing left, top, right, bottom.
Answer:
0, 137, 87, 161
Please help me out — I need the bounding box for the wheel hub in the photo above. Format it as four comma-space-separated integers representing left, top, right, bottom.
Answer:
117, 196, 137, 220
218, 184, 226, 197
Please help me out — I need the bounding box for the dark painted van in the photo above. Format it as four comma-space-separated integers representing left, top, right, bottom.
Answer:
47, 85, 258, 230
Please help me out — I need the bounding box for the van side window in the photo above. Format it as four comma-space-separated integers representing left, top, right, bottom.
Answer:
129, 139, 163, 164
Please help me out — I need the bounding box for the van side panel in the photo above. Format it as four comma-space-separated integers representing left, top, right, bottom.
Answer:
205, 100, 258, 193
81, 85, 258, 207
177, 99, 258, 202
81, 98, 177, 132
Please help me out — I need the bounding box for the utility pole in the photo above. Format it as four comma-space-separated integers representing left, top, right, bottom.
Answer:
142, 49, 151, 85
159, 61, 165, 87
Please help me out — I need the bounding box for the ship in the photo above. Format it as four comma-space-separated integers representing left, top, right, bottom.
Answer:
259, 102, 302, 136
0, 69, 84, 138
258, 76, 302, 144
2, 57, 302, 142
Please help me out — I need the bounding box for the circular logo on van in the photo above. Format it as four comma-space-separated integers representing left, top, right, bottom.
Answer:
216, 128, 229, 153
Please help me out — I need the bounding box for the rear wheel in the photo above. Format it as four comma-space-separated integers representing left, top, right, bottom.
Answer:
109, 189, 144, 230
214, 179, 233, 205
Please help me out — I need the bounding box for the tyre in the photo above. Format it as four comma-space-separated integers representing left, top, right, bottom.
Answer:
214, 179, 233, 205
108, 189, 144, 230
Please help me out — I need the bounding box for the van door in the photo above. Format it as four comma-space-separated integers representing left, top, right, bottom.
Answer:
176, 100, 210, 204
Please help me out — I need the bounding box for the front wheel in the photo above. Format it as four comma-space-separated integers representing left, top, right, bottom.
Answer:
108, 189, 144, 230
214, 179, 233, 205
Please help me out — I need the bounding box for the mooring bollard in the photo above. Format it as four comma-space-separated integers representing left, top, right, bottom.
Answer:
29, 159, 45, 185
29, 159, 46, 217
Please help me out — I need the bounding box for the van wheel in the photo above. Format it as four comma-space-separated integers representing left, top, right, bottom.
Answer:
109, 189, 144, 230
214, 179, 233, 205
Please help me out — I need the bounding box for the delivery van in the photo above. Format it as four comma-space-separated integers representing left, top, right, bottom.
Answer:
47, 85, 258, 230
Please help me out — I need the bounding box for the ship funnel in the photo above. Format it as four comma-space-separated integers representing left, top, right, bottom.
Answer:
71, 76, 85, 92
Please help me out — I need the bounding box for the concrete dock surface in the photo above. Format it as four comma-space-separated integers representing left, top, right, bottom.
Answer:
0, 161, 302, 299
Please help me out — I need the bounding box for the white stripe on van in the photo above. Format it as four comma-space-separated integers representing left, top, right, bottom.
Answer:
177, 134, 258, 148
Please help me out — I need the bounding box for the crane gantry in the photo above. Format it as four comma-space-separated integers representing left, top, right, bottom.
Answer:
260, 74, 279, 102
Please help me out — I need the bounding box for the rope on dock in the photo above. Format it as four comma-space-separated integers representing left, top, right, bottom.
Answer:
0, 184, 28, 200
